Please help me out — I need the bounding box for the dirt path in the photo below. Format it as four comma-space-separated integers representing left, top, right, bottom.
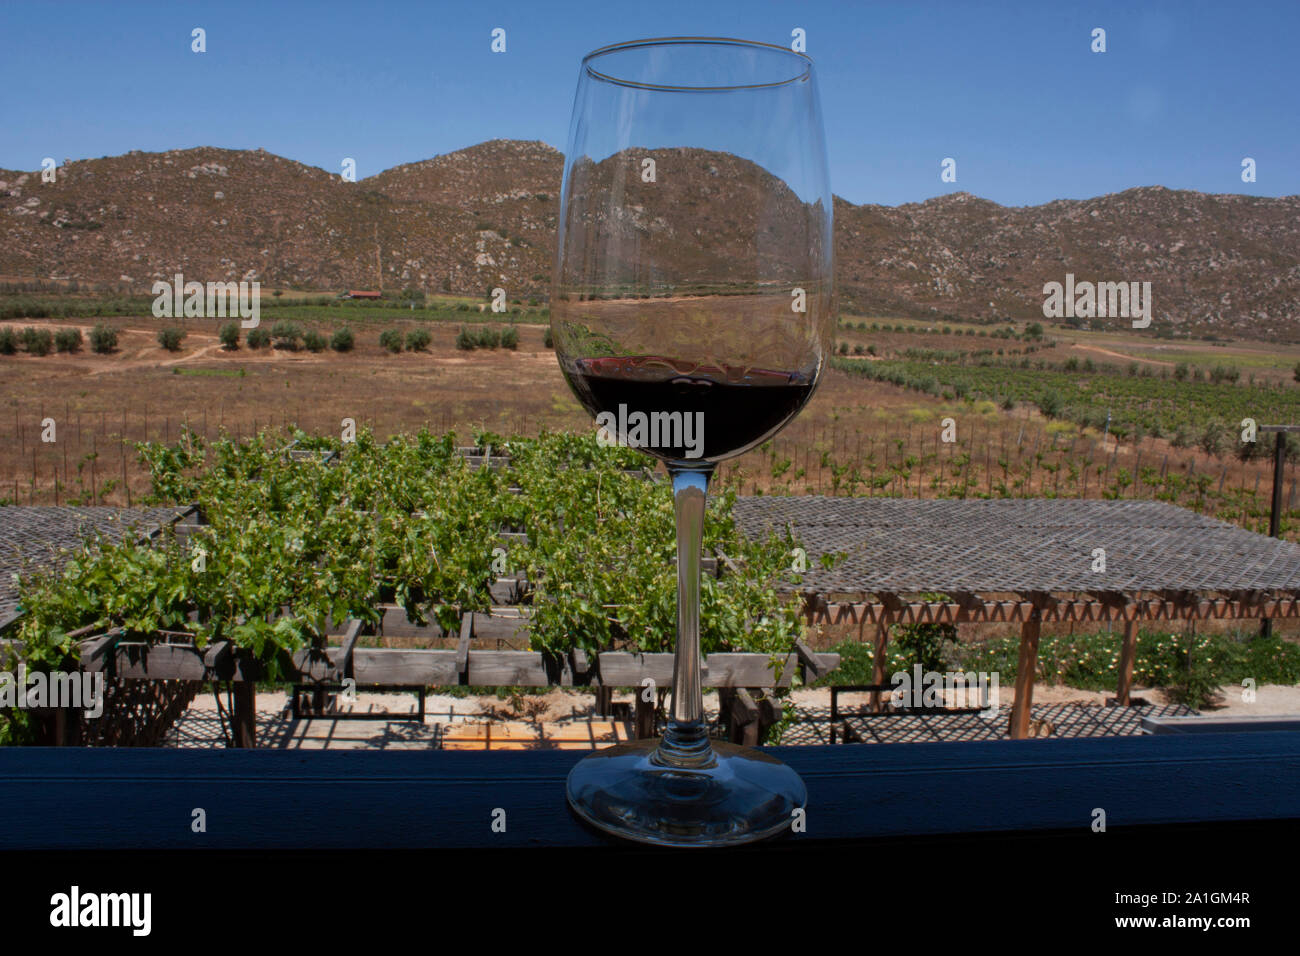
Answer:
1072, 343, 1174, 367
85, 327, 225, 374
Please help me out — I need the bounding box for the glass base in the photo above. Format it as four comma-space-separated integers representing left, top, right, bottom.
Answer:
565, 737, 807, 847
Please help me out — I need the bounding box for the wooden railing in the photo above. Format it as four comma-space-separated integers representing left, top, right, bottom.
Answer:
0, 730, 1295, 849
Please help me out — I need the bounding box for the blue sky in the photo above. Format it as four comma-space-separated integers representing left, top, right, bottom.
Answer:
2, 0, 1295, 207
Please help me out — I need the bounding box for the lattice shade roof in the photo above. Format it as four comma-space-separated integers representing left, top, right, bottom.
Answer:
733, 497, 1300, 595
0, 506, 190, 629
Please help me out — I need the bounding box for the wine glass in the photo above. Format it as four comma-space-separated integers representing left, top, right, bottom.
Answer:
552, 37, 833, 846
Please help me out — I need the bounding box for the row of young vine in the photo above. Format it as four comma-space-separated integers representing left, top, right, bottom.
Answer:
832, 355, 1300, 450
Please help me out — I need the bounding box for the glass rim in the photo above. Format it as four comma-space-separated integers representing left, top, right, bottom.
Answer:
582, 36, 812, 92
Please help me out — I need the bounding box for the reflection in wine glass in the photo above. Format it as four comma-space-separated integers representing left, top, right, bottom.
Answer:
553, 37, 833, 846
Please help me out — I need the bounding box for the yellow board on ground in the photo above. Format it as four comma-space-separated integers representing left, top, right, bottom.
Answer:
439, 719, 635, 750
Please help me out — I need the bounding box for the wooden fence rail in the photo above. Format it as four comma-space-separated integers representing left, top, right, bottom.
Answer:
61, 626, 838, 691
1, 612, 839, 749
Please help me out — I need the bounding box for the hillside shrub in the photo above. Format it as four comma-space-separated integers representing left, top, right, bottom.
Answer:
330, 327, 354, 352
22, 327, 53, 355
89, 323, 118, 353
271, 320, 303, 350
54, 328, 82, 353
456, 326, 503, 350
157, 327, 186, 351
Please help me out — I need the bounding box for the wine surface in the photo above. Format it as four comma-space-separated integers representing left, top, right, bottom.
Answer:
565, 355, 816, 463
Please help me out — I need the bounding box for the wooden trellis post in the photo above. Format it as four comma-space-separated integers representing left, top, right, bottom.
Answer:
634, 692, 655, 739
870, 618, 891, 714
1009, 604, 1043, 740
1116, 619, 1139, 706
1260, 424, 1297, 638
232, 682, 257, 748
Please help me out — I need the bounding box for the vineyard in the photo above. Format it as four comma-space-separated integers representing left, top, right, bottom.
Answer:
6, 363, 1300, 749
832, 355, 1300, 448
7, 367, 1300, 545
11, 429, 807, 679
719, 420, 1300, 544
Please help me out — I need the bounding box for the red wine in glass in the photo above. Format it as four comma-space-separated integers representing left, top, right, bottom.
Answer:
564, 355, 816, 462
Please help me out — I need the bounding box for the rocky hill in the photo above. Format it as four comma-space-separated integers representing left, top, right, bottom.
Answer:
2, 140, 1297, 339
835, 188, 1300, 339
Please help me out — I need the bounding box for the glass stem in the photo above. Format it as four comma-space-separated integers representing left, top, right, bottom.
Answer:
655, 467, 716, 768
